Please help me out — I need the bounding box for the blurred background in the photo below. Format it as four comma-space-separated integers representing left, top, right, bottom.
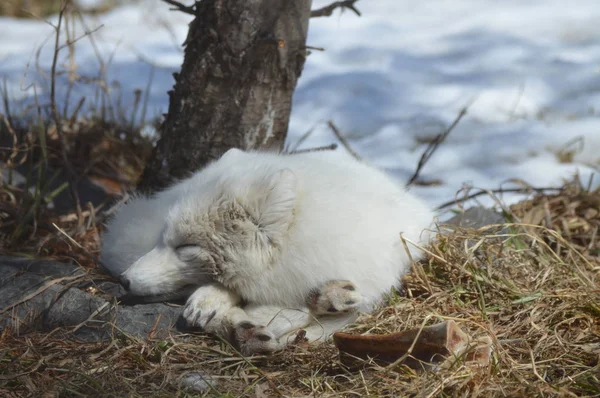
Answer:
1, 0, 599, 210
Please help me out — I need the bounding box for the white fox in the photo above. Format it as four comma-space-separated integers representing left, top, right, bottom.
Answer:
100, 149, 433, 354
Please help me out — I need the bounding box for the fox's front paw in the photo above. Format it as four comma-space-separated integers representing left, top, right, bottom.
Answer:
183, 284, 240, 334
233, 321, 283, 355
307, 280, 362, 315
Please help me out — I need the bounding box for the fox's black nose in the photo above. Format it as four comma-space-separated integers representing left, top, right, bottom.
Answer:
120, 277, 131, 290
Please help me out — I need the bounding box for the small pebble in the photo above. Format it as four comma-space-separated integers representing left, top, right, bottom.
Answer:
179, 372, 218, 393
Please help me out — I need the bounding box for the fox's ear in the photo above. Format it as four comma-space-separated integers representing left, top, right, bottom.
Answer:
220, 147, 244, 161
257, 169, 297, 245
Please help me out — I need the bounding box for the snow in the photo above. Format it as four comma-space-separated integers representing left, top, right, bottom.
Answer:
1, 0, 599, 217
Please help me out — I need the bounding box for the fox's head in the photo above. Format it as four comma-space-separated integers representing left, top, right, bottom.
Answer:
119, 149, 297, 300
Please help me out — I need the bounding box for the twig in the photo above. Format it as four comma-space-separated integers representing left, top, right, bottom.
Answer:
406, 107, 468, 187
287, 122, 319, 152
311, 0, 361, 18
69, 97, 86, 124
53, 222, 106, 268
148, 313, 164, 339
48, 1, 83, 225
436, 186, 562, 211
384, 315, 432, 369
161, 0, 195, 15
302, 45, 325, 52
327, 120, 361, 160
72, 302, 110, 333
400, 233, 432, 294
57, 24, 104, 52
288, 144, 338, 154
139, 65, 155, 126
1, 115, 25, 172
1, 76, 14, 128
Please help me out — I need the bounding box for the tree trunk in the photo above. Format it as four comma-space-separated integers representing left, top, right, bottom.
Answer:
138, 0, 313, 193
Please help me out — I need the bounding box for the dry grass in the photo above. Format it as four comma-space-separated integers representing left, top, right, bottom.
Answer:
1, 180, 598, 397
0, 0, 156, 261
0, 117, 153, 263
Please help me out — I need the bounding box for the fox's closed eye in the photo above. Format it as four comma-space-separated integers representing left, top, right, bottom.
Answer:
175, 244, 204, 262
175, 244, 198, 250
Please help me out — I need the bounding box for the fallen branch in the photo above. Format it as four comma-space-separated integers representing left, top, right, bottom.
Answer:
407, 107, 468, 187
436, 186, 562, 211
311, 0, 361, 18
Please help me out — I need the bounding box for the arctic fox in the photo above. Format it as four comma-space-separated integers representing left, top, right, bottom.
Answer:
101, 149, 433, 354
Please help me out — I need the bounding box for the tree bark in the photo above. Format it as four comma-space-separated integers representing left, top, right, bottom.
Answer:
138, 0, 313, 193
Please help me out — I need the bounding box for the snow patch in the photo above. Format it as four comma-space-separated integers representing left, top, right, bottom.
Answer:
1, 0, 599, 212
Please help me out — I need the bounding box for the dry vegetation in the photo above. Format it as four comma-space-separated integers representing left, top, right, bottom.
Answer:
0, 115, 154, 268
1, 180, 598, 397
0, 0, 155, 262
1, 1, 599, 397
0, 0, 131, 18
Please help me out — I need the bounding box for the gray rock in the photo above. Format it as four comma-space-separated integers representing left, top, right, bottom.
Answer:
113, 301, 182, 339
0, 256, 86, 333
0, 166, 26, 186
0, 256, 184, 340
179, 372, 218, 393
443, 206, 506, 229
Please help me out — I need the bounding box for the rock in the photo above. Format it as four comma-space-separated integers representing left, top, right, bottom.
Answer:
179, 372, 218, 393
0, 256, 86, 333
0, 166, 26, 187
0, 256, 183, 341
443, 206, 506, 229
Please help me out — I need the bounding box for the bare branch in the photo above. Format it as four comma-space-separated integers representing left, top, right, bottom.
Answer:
288, 144, 338, 154
302, 45, 325, 52
436, 186, 562, 211
327, 120, 361, 160
311, 0, 361, 18
406, 107, 468, 187
161, 0, 195, 15
57, 24, 104, 52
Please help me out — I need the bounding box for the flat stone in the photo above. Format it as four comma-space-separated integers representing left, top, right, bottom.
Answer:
0, 256, 183, 341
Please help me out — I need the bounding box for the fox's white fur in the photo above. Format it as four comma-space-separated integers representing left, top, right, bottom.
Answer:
101, 149, 433, 354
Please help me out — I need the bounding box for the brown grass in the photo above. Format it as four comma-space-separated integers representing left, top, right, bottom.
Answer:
1, 0, 156, 261
0, 117, 153, 263
1, 180, 598, 397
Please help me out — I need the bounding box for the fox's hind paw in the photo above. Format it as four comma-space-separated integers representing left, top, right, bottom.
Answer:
233, 321, 283, 355
307, 280, 362, 315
